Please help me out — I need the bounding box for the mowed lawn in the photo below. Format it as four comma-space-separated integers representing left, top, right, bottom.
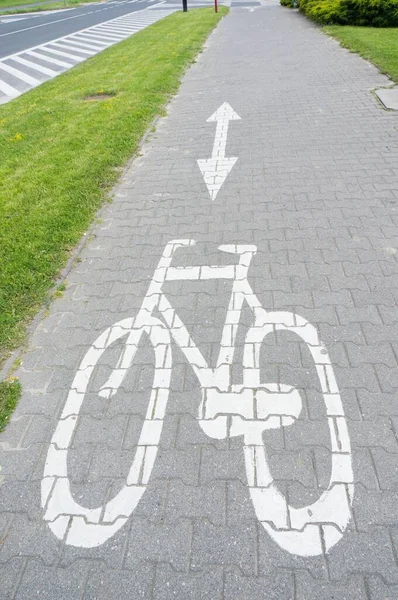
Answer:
325, 26, 398, 84
0, 8, 226, 367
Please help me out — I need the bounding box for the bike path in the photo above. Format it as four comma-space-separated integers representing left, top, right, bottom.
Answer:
1, 3, 398, 599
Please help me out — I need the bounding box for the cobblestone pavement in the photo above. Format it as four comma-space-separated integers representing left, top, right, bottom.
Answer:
1, 2, 398, 599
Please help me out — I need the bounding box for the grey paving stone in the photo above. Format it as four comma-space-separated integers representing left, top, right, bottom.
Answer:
327, 528, 398, 584
353, 486, 398, 532
295, 571, 367, 600
166, 480, 226, 526
124, 518, 192, 572
153, 564, 223, 600
0, 443, 43, 481
258, 523, 329, 582
372, 448, 398, 490
224, 568, 294, 600
0, 514, 62, 566
15, 559, 88, 600
375, 87, 398, 111
191, 520, 257, 576
0, 558, 27, 600
84, 563, 154, 600
367, 576, 398, 600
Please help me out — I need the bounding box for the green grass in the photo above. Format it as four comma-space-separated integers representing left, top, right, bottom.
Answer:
0, 7, 227, 366
325, 26, 398, 83
0, 0, 100, 16
0, 380, 21, 431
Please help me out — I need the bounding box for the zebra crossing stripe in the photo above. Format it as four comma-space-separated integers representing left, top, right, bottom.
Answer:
76, 31, 123, 42
71, 34, 111, 46
26, 49, 74, 68
0, 61, 40, 85
0, 7, 175, 104
65, 37, 109, 50
38, 46, 85, 61
87, 28, 127, 38
49, 41, 97, 55
0, 78, 19, 99
10, 56, 58, 77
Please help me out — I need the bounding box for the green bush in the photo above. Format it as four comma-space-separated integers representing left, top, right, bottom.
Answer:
282, 0, 398, 25
344, 0, 398, 26
302, 0, 348, 24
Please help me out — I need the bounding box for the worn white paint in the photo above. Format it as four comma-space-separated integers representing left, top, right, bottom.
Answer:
43, 239, 353, 554
197, 103, 241, 201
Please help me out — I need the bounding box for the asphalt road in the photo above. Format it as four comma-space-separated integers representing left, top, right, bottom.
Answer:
0, 0, 165, 58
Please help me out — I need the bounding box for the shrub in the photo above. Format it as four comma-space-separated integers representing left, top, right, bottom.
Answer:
344, 0, 398, 26
302, 0, 349, 24
289, 0, 398, 26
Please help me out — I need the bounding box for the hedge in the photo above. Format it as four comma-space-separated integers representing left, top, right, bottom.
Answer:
281, 0, 398, 26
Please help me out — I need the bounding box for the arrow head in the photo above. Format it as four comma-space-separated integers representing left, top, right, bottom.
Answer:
197, 157, 238, 201
207, 102, 241, 123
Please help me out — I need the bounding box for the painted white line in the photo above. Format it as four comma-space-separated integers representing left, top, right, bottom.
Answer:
95, 24, 139, 32
50, 41, 96, 55
10, 55, 57, 76
76, 31, 123, 41
0, 61, 40, 85
26, 49, 73, 67
0, 11, 98, 39
88, 26, 128, 36
91, 29, 129, 38
38, 46, 84, 61
0, 2, 164, 38
0, 77, 19, 97
0, 6, 164, 59
71, 33, 111, 45
197, 102, 241, 201
65, 37, 109, 50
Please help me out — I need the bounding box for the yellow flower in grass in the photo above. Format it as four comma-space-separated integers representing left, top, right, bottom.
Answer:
9, 133, 23, 142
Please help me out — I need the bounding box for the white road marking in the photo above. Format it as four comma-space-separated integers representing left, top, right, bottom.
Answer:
38, 45, 84, 60
0, 10, 101, 38
0, 1, 165, 38
197, 102, 241, 201
95, 23, 139, 30
26, 48, 73, 67
0, 77, 19, 98
10, 54, 57, 76
77, 30, 122, 41
64, 37, 108, 50
0, 60, 40, 84
71, 33, 111, 44
49, 40, 96, 54
93, 26, 131, 35
0, 6, 175, 103
42, 239, 353, 554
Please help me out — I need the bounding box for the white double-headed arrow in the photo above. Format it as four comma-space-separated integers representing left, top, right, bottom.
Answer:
197, 102, 241, 201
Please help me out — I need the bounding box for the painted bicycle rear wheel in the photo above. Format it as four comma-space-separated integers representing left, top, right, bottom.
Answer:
41, 313, 172, 548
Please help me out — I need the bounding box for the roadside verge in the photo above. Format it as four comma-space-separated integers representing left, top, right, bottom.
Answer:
0, 7, 227, 424
324, 26, 398, 85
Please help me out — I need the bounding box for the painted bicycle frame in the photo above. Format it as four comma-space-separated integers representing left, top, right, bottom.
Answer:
42, 239, 353, 554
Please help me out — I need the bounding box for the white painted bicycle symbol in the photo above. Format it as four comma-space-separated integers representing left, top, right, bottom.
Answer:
42, 240, 353, 555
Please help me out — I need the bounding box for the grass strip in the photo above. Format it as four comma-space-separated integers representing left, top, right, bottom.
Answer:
325, 26, 398, 84
0, 7, 227, 366
0, 0, 95, 9
0, 379, 21, 431
0, 0, 100, 16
